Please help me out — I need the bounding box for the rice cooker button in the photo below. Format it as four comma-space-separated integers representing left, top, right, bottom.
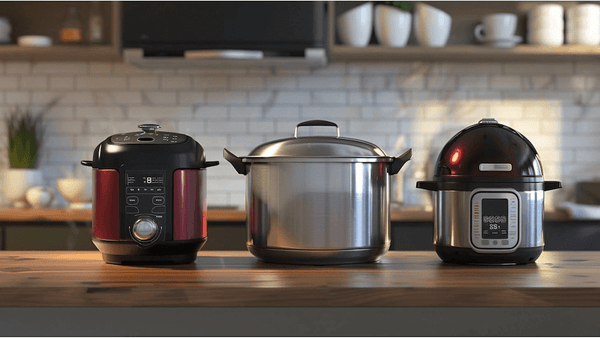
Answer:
132, 217, 158, 241
481, 240, 489, 245
492, 240, 498, 246
126, 196, 139, 205
151, 206, 165, 214
125, 206, 139, 214
152, 196, 165, 205
501, 240, 509, 245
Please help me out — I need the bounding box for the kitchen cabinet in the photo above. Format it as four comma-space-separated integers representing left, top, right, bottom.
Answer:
0, 1, 121, 62
329, 1, 600, 62
1, 250, 600, 336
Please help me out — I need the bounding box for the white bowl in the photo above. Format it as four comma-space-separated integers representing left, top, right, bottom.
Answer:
337, 2, 373, 47
56, 178, 92, 206
25, 186, 54, 208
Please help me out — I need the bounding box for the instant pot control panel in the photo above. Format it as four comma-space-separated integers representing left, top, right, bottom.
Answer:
470, 188, 521, 252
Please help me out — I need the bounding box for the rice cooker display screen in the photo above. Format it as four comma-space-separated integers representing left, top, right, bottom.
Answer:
481, 199, 508, 239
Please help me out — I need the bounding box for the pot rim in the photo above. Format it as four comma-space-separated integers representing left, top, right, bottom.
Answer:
240, 156, 396, 163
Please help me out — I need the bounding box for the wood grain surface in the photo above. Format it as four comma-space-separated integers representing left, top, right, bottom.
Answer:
0, 251, 599, 307
0, 208, 570, 223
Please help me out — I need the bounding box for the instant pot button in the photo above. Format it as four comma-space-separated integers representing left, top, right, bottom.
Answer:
126, 206, 139, 214
151, 206, 165, 214
492, 240, 498, 246
126, 196, 139, 205
156, 188, 163, 193
481, 240, 489, 245
127, 188, 136, 193
501, 240, 509, 245
152, 196, 165, 205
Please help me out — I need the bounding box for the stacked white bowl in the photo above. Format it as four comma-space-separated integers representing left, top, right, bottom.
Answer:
566, 4, 600, 45
528, 4, 564, 46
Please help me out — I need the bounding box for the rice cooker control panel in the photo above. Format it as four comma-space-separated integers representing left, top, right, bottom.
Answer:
124, 170, 166, 244
470, 189, 520, 252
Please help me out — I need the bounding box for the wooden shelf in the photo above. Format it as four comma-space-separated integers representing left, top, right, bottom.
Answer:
0, 45, 121, 62
329, 44, 600, 62
0, 1, 121, 62
328, 1, 600, 62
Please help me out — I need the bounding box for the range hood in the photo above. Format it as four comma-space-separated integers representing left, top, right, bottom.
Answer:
122, 2, 328, 68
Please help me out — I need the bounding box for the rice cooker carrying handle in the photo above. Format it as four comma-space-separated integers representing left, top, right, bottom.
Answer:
389, 149, 412, 176
294, 120, 340, 138
223, 148, 247, 175
544, 181, 562, 191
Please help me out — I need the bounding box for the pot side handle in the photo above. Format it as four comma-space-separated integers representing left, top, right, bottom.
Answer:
204, 161, 220, 168
544, 181, 562, 191
416, 181, 439, 191
223, 148, 247, 175
81, 160, 93, 167
388, 148, 412, 175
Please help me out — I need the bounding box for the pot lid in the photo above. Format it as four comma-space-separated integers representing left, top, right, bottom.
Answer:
81, 123, 219, 169
245, 120, 389, 159
434, 118, 543, 178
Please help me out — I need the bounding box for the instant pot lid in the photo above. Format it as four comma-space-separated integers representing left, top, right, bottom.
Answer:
81, 123, 219, 169
243, 120, 391, 162
434, 118, 543, 178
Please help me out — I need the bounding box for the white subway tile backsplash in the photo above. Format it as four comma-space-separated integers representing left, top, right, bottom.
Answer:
311, 91, 347, 105
229, 76, 265, 90
5, 62, 30, 74
161, 76, 191, 89
142, 91, 177, 105
298, 76, 360, 89
195, 106, 228, 119
5, 92, 30, 104
266, 76, 297, 89
206, 91, 247, 104
49, 76, 74, 90
32, 62, 88, 74
272, 91, 311, 104
193, 76, 228, 89
76, 106, 125, 119
128, 76, 159, 89
489, 76, 521, 90
44, 106, 75, 119
95, 91, 142, 105
503, 62, 574, 75
302, 106, 360, 120
0, 76, 19, 89
0, 61, 592, 208
458, 76, 488, 90
178, 92, 204, 105
89, 62, 112, 74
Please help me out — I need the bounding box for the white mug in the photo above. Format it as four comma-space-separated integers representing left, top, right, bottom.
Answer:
414, 3, 452, 47
374, 4, 412, 47
528, 28, 564, 46
337, 2, 373, 47
475, 13, 518, 41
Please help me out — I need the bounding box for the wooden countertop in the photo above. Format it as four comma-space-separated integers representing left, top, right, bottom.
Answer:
0, 208, 571, 223
1, 250, 599, 307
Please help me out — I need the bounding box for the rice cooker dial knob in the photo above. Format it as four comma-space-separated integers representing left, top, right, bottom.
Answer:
132, 216, 158, 241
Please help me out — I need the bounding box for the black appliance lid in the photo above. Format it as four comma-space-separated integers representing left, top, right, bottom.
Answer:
434, 118, 543, 179
81, 124, 218, 169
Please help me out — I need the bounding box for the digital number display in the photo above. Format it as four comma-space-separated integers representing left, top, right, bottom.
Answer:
481, 199, 508, 239
126, 171, 165, 186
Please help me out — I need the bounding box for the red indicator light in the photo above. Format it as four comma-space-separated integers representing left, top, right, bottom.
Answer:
450, 149, 461, 164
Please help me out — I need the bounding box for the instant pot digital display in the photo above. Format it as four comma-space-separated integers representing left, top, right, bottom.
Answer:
481, 199, 508, 239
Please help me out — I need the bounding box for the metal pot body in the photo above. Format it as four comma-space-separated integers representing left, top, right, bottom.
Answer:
433, 188, 545, 265
246, 160, 391, 265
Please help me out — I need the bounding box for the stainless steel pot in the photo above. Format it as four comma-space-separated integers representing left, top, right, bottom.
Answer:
224, 120, 412, 265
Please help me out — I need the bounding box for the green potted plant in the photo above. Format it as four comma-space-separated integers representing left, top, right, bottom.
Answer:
3, 100, 57, 207
375, 1, 413, 47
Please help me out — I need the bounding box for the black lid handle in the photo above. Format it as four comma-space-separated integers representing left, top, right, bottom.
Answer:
223, 148, 247, 175
139, 123, 160, 134
388, 149, 412, 175
204, 161, 220, 168
295, 120, 340, 138
81, 160, 93, 167
416, 181, 439, 191
544, 181, 562, 191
